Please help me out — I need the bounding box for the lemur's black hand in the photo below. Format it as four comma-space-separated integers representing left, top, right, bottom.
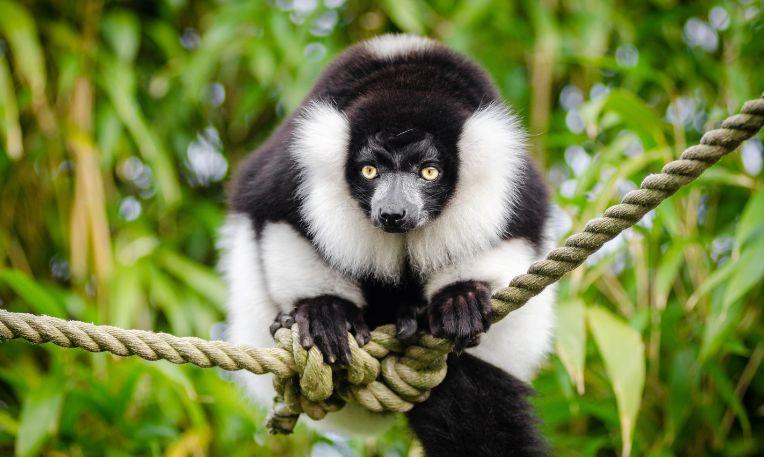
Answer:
427, 281, 493, 352
285, 295, 369, 365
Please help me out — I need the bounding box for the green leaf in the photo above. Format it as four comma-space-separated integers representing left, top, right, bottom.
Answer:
102, 10, 141, 62
108, 266, 144, 328
0, 52, 22, 159
706, 360, 751, 437
158, 250, 226, 308
653, 241, 687, 309
15, 384, 65, 457
381, 0, 426, 34
100, 56, 180, 206
665, 350, 697, 444
0, 269, 66, 317
721, 235, 764, 308
0, 1, 47, 106
602, 89, 667, 149
700, 234, 764, 361
555, 299, 586, 394
735, 190, 764, 248
587, 306, 645, 457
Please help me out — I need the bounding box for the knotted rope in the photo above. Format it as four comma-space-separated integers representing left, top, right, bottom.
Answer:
1, 94, 762, 434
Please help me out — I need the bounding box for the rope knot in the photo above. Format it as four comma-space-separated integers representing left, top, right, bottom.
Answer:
265, 324, 450, 434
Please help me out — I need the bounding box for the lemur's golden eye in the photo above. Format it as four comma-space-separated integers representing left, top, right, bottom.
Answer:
420, 166, 440, 181
361, 165, 378, 180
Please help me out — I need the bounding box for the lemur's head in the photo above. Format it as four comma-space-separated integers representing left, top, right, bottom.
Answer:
344, 96, 466, 233
346, 128, 457, 232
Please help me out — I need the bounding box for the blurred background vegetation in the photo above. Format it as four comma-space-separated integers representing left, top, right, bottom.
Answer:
0, 0, 762, 456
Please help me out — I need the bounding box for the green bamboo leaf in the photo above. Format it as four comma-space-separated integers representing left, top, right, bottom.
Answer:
735, 190, 764, 248
0, 52, 22, 159
15, 384, 64, 457
700, 235, 764, 361
108, 266, 144, 329
721, 235, 764, 308
100, 56, 181, 206
0, 269, 66, 317
653, 241, 687, 309
157, 249, 225, 308
665, 350, 697, 444
705, 360, 751, 438
685, 255, 737, 309
146, 264, 191, 336
146, 20, 184, 59
0, 1, 47, 107
555, 299, 586, 394
587, 306, 645, 457
102, 10, 141, 62
602, 89, 667, 149
381, 0, 427, 34
0, 410, 19, 436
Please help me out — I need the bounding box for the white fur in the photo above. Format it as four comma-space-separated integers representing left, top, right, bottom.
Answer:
260, 222, 365, 309
424, 238, 537, 300
407, 104, 527, 274
364, 34, 437, 59
218, 213, 280, 407
423, 236, 556, 382
291, 102, 406, 281
291, 102, 527, 281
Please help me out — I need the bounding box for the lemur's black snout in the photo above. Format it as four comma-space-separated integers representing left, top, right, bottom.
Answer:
380, 209, 406, 228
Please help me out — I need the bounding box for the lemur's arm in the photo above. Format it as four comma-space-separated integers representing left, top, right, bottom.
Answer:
259, 221, 369, 365
422, 238, 540, 350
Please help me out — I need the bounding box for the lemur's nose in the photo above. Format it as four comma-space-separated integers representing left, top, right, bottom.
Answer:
380, 209, 406, 227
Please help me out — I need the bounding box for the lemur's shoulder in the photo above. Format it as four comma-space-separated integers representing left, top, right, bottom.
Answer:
227, 119, 306, 235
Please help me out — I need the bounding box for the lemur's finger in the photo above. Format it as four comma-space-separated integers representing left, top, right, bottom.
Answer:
396, 316, 417, 341
346, 304, 371, 346
279, 312, 295, 329
294, 307, 314, 349
453, 295, 473, 351
269, 311, 294, 337
475, 284, 493, 331
465, 334, 481, 348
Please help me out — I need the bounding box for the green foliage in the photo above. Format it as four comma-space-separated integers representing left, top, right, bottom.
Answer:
0, 0, 762, 456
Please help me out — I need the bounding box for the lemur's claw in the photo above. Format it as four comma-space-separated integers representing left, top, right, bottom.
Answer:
396, 316, 418, 341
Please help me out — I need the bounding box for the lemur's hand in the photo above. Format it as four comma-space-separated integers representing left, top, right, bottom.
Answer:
271, 295, 369, 365
395, 302, 424, 342
427, 281, 493, 352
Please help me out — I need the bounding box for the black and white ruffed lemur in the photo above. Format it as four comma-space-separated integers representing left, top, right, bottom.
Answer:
219, 34, 556, 456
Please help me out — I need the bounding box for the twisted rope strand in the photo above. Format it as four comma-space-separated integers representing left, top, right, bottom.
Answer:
1, 94, 762, 434
0, 310, 295, 377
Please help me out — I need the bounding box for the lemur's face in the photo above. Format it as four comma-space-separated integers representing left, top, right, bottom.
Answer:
346, 128, 458, 233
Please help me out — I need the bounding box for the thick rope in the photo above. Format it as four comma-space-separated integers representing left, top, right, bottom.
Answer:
1, 94, 762, 434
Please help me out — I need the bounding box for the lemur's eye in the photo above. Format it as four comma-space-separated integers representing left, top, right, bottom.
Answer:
420, 166, 441, 181
361, 165, 378, 180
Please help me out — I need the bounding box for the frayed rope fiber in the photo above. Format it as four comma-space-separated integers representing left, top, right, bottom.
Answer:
1, 94, 762, 434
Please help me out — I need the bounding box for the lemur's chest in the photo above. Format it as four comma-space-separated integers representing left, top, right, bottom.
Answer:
359, 264, 425, 329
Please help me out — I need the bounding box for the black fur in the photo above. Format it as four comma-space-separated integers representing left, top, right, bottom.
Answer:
359, 262, 426, 341
408, 353, 549, 457
228, 37, 551, 453
347, 130, 458, 230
